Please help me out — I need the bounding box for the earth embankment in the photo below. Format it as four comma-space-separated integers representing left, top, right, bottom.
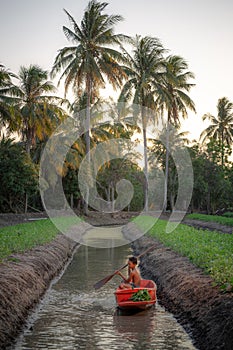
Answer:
0, 234, 77, 349
128, 233, 233, 350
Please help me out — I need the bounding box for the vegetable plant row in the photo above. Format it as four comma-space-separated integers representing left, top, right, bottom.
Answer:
187, 213, 233, 227
0, 216, 81, 262
133, 216, 233, 291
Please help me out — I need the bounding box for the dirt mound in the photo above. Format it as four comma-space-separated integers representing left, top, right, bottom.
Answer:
83, 211, 139, 226
0, 234, 77, 349
182, 218, 233, 234
130, 236, 233, 350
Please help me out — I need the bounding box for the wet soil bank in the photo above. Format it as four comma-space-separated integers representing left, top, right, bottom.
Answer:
125, 229, 233, 350
182, 218, 233, 234
0, 234, 77, 349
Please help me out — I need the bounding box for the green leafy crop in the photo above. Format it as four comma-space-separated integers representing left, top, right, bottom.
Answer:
130, 289, 151, 302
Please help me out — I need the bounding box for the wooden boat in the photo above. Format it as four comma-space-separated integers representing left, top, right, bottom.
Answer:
114, 279, 156, 310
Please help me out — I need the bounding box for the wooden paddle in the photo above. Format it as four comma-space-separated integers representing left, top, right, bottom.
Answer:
93, 244, 157, 290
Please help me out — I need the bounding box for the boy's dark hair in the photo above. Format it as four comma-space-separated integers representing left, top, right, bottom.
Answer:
129, 256, 137, 265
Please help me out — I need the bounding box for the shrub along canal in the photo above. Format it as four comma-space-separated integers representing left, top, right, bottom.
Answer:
12, 226, 196, 350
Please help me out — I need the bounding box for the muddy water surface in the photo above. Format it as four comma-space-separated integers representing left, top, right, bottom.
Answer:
14, 227, 196, 350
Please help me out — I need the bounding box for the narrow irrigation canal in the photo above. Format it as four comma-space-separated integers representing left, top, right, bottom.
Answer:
14, 226, 196, 350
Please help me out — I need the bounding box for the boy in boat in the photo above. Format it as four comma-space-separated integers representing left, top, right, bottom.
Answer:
117, 256, 141, 289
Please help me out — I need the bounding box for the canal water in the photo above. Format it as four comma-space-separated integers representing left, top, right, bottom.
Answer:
14, 227, 196, 350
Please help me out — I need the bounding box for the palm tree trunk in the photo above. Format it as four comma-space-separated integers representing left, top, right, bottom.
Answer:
142, 107, 148, 212
85, 83, 91, 159
84, 77, 91, 215
25, 127, 35, 156
24, 193, 28, 213
207, 188, 211, 214
25, 129, 32, 155
111, 186, 115, 212
221, 131, 224, 168
170, 192, 175, 211
70, 193, 74, 208
164, 144, 169, 211
107, 185, 111, 202
163, 118, 170, 212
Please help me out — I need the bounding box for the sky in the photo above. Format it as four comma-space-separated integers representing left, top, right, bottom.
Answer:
1, 0, 233, 141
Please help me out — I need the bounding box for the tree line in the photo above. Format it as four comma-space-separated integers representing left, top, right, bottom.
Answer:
0, 0, 233, 214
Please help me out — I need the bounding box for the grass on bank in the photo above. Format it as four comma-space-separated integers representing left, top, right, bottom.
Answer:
186, 213, 233, 227
133, 216, 233, 291
0, 216, 82, 262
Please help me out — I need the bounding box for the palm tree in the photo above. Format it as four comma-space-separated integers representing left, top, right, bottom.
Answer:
0, 64, 18, 132
51, 0, 126, 213
157, 55, 196, 126
149, 127, 190, 211
200, 97, 233, 167
51, 1, 126, 155
118, 35, 165, 211
10, 65, 67, 154
156, 55, 196, 211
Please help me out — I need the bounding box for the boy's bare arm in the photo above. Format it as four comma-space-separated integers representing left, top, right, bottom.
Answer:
117, 271, 128, 282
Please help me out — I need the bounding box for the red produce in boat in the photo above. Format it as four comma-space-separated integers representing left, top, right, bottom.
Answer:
115, 279, 156, 310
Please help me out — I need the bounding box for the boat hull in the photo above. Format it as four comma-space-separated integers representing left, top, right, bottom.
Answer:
114, 279, 156, 310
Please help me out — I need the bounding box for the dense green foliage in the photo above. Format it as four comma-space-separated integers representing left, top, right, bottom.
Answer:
133, 216, 233, 290
187, 213, 233, 227
96, 158, 145, 211
0, 138, 38, 212
188, 143, 233, 213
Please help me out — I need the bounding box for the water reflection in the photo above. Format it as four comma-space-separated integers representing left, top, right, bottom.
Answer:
13, 227, 196, 350
81, 225, 129, 248
113, 307, 156, 344
113, 306, 195, 350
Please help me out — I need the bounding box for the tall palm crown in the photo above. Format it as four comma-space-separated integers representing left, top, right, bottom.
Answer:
200, 97, 233, 166
51, 0, 126, 98
0, 64, 14, 87
51, 0, 126, 187
119, 35, 164, 109
0, 64, 18, 126
157, 55, 196, 126
12, 65, 66, 154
